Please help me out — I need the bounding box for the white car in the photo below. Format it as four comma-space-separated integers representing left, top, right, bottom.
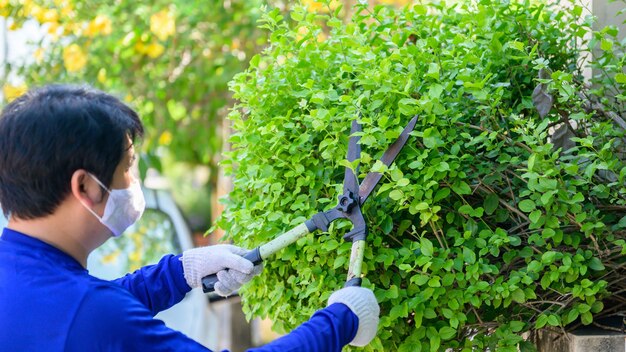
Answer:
0, 186, 218, 348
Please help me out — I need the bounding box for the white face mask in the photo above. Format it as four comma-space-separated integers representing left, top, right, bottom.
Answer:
81, 173, 146, 237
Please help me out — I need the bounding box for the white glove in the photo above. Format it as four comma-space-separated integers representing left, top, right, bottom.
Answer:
181, 244, 263, 296
328, 286, 380, 347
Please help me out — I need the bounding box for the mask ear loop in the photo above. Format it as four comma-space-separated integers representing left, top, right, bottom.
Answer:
87, 173, 111, 194
80, 173, 111, 221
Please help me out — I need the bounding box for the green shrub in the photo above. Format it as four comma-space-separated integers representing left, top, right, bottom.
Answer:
217, 1, 626, 350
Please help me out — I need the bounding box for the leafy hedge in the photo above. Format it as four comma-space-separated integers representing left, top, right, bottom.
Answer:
217, 1, 626, 351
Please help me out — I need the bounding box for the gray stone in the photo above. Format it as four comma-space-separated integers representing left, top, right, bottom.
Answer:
534, 327, 626, 352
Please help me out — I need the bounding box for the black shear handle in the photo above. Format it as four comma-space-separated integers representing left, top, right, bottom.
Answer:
201, 248, 263, 293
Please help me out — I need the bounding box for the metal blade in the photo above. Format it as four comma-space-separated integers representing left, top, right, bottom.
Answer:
343, 119, 361, 197
358, 115, 418, 204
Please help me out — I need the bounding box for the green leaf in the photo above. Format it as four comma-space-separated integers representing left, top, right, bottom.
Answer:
434, 188, 451, 202
452, 181, 472, 195
535, 314, 548, 329
540, 191, 554, 206
506, 41, 525, 51
390, 302, 409, 319
421, 238, 434, 257
290, 10, 304, 22
398, 98, 419, 116
591, 301, 604, 313
382, 215, 393, 234
426, 63, 440, 80
547, 315, 560, 327
617, 216, 626, 229
429, 333, 441, 352
509, 321, 525, 332
458, 204, 474, 215
439, 327, 456, 340
527, 260, 542, 272
588, 257, 605, 271
581, 311, 593, 325
167, 100, 187, 121
565, 309, 579, 325
527, 154, 536, 171
387, 285, 399, 299
541, 251, 557, 264
389, 190, 404, 201
333, 256, 347, 269
423, 127, 441, 148
428, 277, 441, 287
463, 247, 476, 264
518, 199, 536, 212
601, 38, 613, 51
511, 288, 525, 303
484, 193, 499, 214
397, 178, 410, 187
508, 236, 522, 246
529, 210, 542, 224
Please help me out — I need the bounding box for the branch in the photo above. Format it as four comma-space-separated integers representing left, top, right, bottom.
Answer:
577, 90, 626, 131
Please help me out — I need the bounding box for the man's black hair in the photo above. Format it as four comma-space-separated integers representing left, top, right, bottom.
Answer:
0, 84, 144, 219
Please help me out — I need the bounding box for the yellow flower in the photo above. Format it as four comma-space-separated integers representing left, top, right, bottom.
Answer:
301, 0, 341, 13
62, 44, 87, 73
85, 14, 112, 37
41, 9, 59, 23
47, 22, 60, 36
28, 4, 43, 20
134, 42, 146, 53
145, 42, 165, 58
302, 0, 323, 12
129, 250, 141, 263
63, 22, 80, 36
150, 9, 175, 41
60, 7, 75, 19
97, 68, 107, 83
33, 47, 44, 63
3, 83, 28, 102
159, 131, 172, 145
230, 38, 241, 50
100, 250, 120, 264
0, 0, 8, 7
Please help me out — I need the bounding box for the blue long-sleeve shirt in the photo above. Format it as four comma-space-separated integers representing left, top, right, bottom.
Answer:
0, 228, 358, 351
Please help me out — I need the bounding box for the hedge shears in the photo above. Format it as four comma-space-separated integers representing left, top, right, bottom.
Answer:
202, 115, 418, 292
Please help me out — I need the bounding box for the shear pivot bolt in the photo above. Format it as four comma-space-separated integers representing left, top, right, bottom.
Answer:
337, 192, 356, 213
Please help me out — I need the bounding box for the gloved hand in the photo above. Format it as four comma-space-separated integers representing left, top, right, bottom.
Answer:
181, 244, 263, 296
327, 286, 380, 347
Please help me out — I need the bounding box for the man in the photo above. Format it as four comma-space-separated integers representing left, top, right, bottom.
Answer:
0, 85, 379, 351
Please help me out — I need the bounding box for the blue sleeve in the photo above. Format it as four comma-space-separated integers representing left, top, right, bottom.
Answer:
66, 284, 211, 352
111, 254, 191, 315
247, 303, 358, 352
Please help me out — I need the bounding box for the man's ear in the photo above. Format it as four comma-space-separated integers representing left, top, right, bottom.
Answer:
70, 170, 105, 207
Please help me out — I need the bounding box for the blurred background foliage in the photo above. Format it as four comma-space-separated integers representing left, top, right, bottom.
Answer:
1, 0, 270, 232
0, 0, 415, 233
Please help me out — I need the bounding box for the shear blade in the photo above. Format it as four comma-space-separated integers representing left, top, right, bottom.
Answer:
358, 115, 418, 205
342, 119, 361, 198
